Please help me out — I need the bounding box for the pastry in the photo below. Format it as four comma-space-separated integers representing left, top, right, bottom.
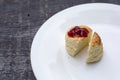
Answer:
65, 25, 92, 56
86, 32, 103, 63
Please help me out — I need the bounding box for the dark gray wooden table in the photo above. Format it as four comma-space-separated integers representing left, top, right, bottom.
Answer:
0, 0, 120, 80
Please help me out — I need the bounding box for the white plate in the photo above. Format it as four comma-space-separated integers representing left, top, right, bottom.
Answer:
31, 3, 120, 80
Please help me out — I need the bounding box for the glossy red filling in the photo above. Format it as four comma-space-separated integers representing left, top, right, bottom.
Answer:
68, 26, 89, 37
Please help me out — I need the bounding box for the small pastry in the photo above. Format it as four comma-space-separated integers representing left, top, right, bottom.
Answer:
65, 25, 92, 56
87, 32, 103, 63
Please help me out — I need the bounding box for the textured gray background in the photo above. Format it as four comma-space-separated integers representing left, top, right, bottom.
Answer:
0, 0, 120, 80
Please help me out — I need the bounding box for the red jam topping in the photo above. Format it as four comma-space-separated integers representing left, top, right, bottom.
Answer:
68, 26, 89, 37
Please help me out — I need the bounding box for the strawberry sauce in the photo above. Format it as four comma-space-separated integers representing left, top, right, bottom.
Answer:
68, 26, 89, 37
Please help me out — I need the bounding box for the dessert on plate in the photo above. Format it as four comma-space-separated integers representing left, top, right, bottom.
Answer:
87, 32, 103, 63
65, 25, 92, 56
65, 25, 103, 63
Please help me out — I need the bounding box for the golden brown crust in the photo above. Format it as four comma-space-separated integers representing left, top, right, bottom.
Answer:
91, 32, 102, 47
87, 32, 103, 63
